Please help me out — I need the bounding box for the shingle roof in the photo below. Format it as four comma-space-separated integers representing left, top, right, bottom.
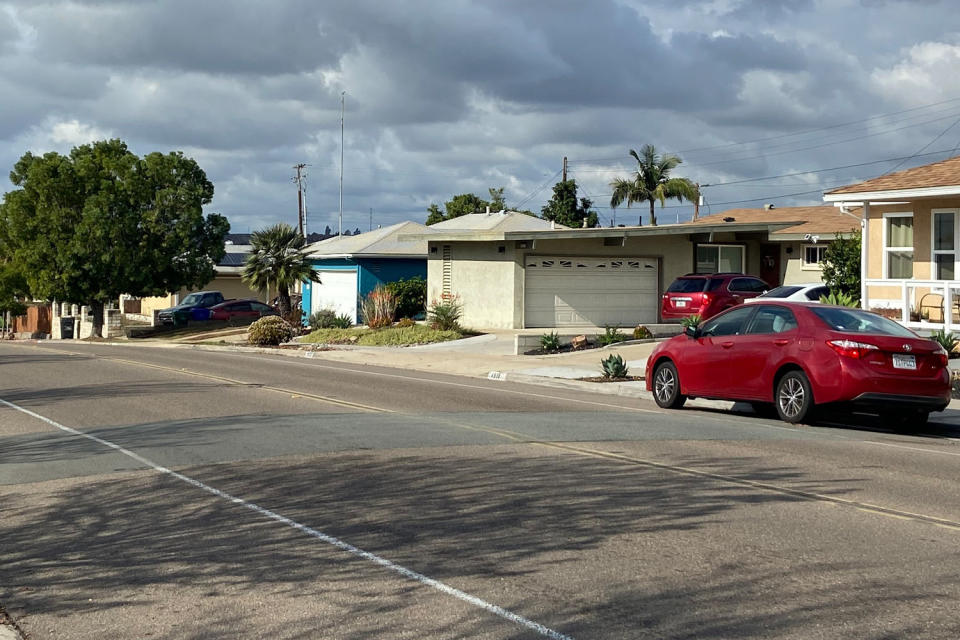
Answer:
306, 221, 433, 257
826, 155, 960, 195
690, 206, 860, 236
225, 233, 252, 245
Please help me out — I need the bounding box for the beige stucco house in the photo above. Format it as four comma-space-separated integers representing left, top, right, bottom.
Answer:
824, 154, 960, 331
420, 207, 856, 330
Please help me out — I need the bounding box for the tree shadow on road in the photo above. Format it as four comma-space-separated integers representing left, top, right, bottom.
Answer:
3, 444, 959, 638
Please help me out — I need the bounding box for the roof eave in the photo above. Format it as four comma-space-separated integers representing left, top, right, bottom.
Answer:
824, 184, 960, 202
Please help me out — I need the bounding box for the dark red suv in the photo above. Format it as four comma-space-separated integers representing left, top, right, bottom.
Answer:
661, 273, 769, 320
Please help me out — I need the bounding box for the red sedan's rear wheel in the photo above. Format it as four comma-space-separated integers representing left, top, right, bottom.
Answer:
775, 370, 814, 423
653, 361, 686, 409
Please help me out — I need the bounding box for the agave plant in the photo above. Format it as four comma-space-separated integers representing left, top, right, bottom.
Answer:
819, 290, 858, 307
601, 354, 629, 379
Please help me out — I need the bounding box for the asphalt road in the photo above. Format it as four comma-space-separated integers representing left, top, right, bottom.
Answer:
2, 340, 960, 639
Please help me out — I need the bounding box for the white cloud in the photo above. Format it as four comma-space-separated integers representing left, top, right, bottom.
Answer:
872, 41, 960, 104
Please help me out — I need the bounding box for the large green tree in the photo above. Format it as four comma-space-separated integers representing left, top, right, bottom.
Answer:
0, 139, 229, 337
242, 222, 320, 319
609, 145, 698, 226
425, 187, 531, 225
541, 179, 599, 228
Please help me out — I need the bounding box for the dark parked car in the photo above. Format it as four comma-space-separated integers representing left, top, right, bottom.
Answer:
157, 291, 226, 326
646, 302, 950, 427
208, 299, 279, 324
661, 273, 768, 320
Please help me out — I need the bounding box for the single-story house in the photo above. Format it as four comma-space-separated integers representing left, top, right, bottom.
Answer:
691, 206, 860, 286
129, 233, 271, 324
418, 207, 858, 330
823, 154, 960, 330
303, 221, 431, 323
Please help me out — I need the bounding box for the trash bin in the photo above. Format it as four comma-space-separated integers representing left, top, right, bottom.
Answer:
190, 307, 212, 322
60, 317, 75, 340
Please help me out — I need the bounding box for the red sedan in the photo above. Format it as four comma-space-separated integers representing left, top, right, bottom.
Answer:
208, 299, 279, 323
645, 302, 950, 427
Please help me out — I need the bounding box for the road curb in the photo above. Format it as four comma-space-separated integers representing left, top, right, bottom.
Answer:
487, 370, 737, 410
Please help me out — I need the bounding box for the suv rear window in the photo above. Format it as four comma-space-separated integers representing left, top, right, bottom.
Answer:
667, 278, 707, 293
729, 277, 768, 293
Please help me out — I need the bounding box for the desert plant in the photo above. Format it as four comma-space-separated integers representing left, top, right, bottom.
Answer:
633, 324, 652, 340
600, 353, 629, 378
933, 328, 958, 356
820, 290, 858, 307
361, 285, 396, 329
309, 308, 338, 329
428, 295, 463, 331
248, 316, 296, 346
680, 314, 702, 330
540, 331, 562, 352
332, 313, 353, 328
396, 317, 416, 328
597, 324, 627, 346
386, 277, 427, 320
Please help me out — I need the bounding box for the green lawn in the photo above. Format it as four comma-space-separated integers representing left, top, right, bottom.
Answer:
301, 325, 463, 346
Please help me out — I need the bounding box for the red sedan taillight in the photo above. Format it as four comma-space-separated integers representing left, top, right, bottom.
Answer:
827, 339, 878, 359
934, 345, 949, 367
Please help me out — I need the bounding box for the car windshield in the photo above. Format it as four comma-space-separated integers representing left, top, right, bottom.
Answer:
667, 278, 707, 293
180, 293, 204, 306
759, 286, 802, 298
811, 307, 917, 337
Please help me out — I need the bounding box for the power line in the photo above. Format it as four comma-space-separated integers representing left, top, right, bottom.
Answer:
569, 96, 960, 164
514, 168, 562, 210
882, 112, 960, 175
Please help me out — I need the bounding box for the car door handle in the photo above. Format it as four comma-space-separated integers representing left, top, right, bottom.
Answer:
773, 338, 790, 346
721, 341, 734, 349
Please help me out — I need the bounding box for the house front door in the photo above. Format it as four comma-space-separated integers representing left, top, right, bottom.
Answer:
760, 244, 781, 288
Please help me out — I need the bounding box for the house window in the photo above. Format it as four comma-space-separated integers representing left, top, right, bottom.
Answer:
696, 244, 744, 274
932, 210, 957, 280
883, 213, 913, 279
802, 244, 827, 269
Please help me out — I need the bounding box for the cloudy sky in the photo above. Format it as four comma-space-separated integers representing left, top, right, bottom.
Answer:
3, 0, 960, 233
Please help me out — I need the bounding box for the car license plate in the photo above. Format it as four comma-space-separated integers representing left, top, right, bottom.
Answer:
893, 354, 916, 370
676, 300, 687, 308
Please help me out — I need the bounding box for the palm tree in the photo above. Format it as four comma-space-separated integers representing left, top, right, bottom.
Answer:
609, 145, 698, 226
242, 223, 320, 318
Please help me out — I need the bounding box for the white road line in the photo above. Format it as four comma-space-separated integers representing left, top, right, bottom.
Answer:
0, 397, 574, 640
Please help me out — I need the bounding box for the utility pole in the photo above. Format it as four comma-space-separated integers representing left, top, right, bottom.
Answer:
561, 156, 567, 182
293, 163, 308, 238
339, 91, 346, 237
693, 183, 701, 221
369, 207, 373, 232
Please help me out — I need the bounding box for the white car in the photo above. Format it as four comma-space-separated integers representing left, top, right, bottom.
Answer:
745, 283, 830, 303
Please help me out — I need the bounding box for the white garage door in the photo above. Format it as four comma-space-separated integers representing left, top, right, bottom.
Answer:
524, 256, 659, 328
311, 270, 359, 322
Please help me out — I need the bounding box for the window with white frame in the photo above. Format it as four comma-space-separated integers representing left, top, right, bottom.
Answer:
696, 244, 744, 273
802, 244, 827, 269
932, 209, 957, 280
883, 213, 913, 279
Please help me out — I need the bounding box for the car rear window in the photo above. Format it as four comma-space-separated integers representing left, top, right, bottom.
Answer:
729, 277, 768, 293
759, 286, 802, 298
667, 278, 707, 293
811, 307, 917, 337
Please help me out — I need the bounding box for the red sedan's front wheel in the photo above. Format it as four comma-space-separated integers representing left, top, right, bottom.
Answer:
775, 370, 814, 423
653, 361, 686, 409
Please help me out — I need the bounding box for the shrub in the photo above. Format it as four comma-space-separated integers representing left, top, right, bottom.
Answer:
680, 314, 702, 330
597, 324, 626, 346
820, 290, 858, 307
361, 285, 396, 329
933, 328, 958, 355
248, 316, 296, 346
309, 308, 338, 329
540, 331, 561, 352
396, 317, 416, 328
428, 295, 463, 331
821, 233, 861, 304
332, 313, 353, 328
386, 277, 427, 320
633, 324, 652, 340
600, 353, 629, 379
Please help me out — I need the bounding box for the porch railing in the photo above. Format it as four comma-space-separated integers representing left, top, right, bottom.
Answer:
865, 278, 960, 332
